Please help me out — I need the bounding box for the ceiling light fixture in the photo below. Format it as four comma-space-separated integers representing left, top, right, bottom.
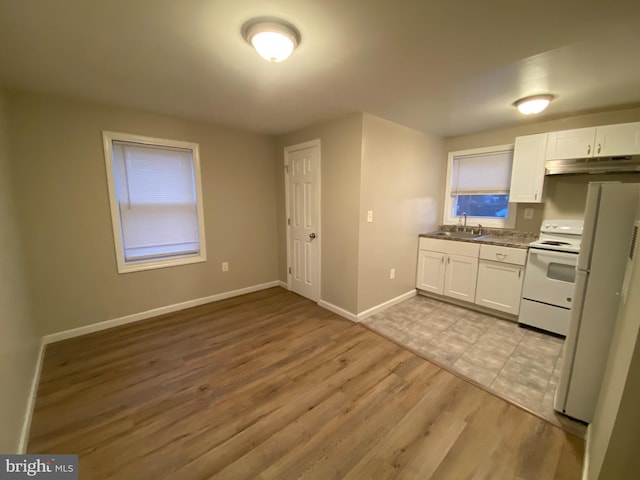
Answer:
513, 94, 555, 115
242, 18, 300, 63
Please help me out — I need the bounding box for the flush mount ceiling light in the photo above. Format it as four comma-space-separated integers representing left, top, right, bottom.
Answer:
242, 18, 300, 63
513, 94, 555, 115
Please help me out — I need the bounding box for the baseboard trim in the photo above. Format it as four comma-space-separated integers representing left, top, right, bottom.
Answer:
319, 290, 417, 324
19, 339, 46, 453
318, 300, 358, 322
43, 281, 282, 345
278, 280, 288, 289
356, 289, 417, 322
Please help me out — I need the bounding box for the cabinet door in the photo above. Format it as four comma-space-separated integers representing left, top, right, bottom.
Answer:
475, 260, 524, 315
416, 250, 445, 295
594, 122, 640, 157
444, 254, 478, 303
546, 127, 596, 160
509, 133, 547, 203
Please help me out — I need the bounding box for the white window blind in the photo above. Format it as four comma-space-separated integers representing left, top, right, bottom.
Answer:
111, 141, 200, 262
444, 145, 516, 228
451, 150, 513, 195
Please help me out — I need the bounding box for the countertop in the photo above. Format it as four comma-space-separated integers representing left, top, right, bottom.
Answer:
419, 229, 536, 249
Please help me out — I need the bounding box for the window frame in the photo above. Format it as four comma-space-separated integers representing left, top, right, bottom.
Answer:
443, 144, 517, 229
102, 131, 207, 274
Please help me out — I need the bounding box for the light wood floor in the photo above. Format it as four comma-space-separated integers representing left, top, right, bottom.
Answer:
28, 287, 584, 479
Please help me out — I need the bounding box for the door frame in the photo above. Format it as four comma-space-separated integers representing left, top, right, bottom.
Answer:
284, 139, 322, 300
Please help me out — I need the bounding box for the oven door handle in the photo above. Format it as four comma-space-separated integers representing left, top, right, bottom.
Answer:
528, 248, 577, 260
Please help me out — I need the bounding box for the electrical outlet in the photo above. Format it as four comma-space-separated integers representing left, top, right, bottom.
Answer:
524, 208, 534, 220
222, 262, 229, 272
390, 268, 395, 280
367, 210, 373, 223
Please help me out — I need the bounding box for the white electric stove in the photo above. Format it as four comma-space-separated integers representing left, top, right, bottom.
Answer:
519, 219, 584, 336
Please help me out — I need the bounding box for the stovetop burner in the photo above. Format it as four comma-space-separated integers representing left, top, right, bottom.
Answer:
540, 240, 571, 246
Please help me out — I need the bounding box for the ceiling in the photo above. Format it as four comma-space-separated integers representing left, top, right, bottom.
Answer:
1, 0, 639, 137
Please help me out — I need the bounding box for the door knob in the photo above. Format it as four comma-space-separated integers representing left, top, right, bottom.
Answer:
309, 233, 316, 240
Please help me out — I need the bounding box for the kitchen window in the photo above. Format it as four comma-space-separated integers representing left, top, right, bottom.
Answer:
103, 131, 207, 273
443, 145, 516, 228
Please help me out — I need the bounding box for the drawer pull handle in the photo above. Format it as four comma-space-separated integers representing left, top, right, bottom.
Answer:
496, 253, 507, 260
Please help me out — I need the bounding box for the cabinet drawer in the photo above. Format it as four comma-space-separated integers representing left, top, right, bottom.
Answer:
419, 237, 480, 257
479, 244, 527, 265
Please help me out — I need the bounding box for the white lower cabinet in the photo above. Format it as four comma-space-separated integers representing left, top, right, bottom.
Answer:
444, 254, 478, 302
416, 250, 446, 295
417, 238, 527, 316
416, 237, 480, 303
475, 245, 526, 315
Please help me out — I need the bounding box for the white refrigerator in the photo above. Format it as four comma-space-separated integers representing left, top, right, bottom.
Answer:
554, 182, 640, 423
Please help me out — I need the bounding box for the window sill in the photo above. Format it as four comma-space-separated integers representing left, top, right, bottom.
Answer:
116, 253, 207, 274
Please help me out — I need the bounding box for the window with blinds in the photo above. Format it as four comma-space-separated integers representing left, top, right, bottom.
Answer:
444, 145, 516, 228
103, 132, 206, 273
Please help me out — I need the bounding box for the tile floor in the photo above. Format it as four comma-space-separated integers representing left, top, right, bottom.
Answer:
362, 294, 586, 437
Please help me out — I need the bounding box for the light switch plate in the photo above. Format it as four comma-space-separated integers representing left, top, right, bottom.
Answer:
367, 210, 373, 223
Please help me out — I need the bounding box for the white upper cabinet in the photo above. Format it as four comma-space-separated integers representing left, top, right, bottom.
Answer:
595, 122, 640, 157
545, 127, 596, 160
509, 133, 548, 203
545, 122, 640, 160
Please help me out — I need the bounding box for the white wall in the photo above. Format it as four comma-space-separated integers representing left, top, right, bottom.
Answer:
0, 91, 40, 452
276, 114, 364, 314
357, 114, 443, 312
6, 90, 280, 336
277, 113, 444, 316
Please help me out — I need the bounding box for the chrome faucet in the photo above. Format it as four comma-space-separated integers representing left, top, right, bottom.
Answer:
456, 213, 468, 232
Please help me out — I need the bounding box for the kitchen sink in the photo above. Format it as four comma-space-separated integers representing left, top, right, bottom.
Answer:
428, 230, 484, 239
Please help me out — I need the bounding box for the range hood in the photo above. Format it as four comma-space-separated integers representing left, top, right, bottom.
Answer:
545, 155, 640, 175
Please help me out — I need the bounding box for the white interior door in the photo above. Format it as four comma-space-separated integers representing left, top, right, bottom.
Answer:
286, 142, 320, 301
